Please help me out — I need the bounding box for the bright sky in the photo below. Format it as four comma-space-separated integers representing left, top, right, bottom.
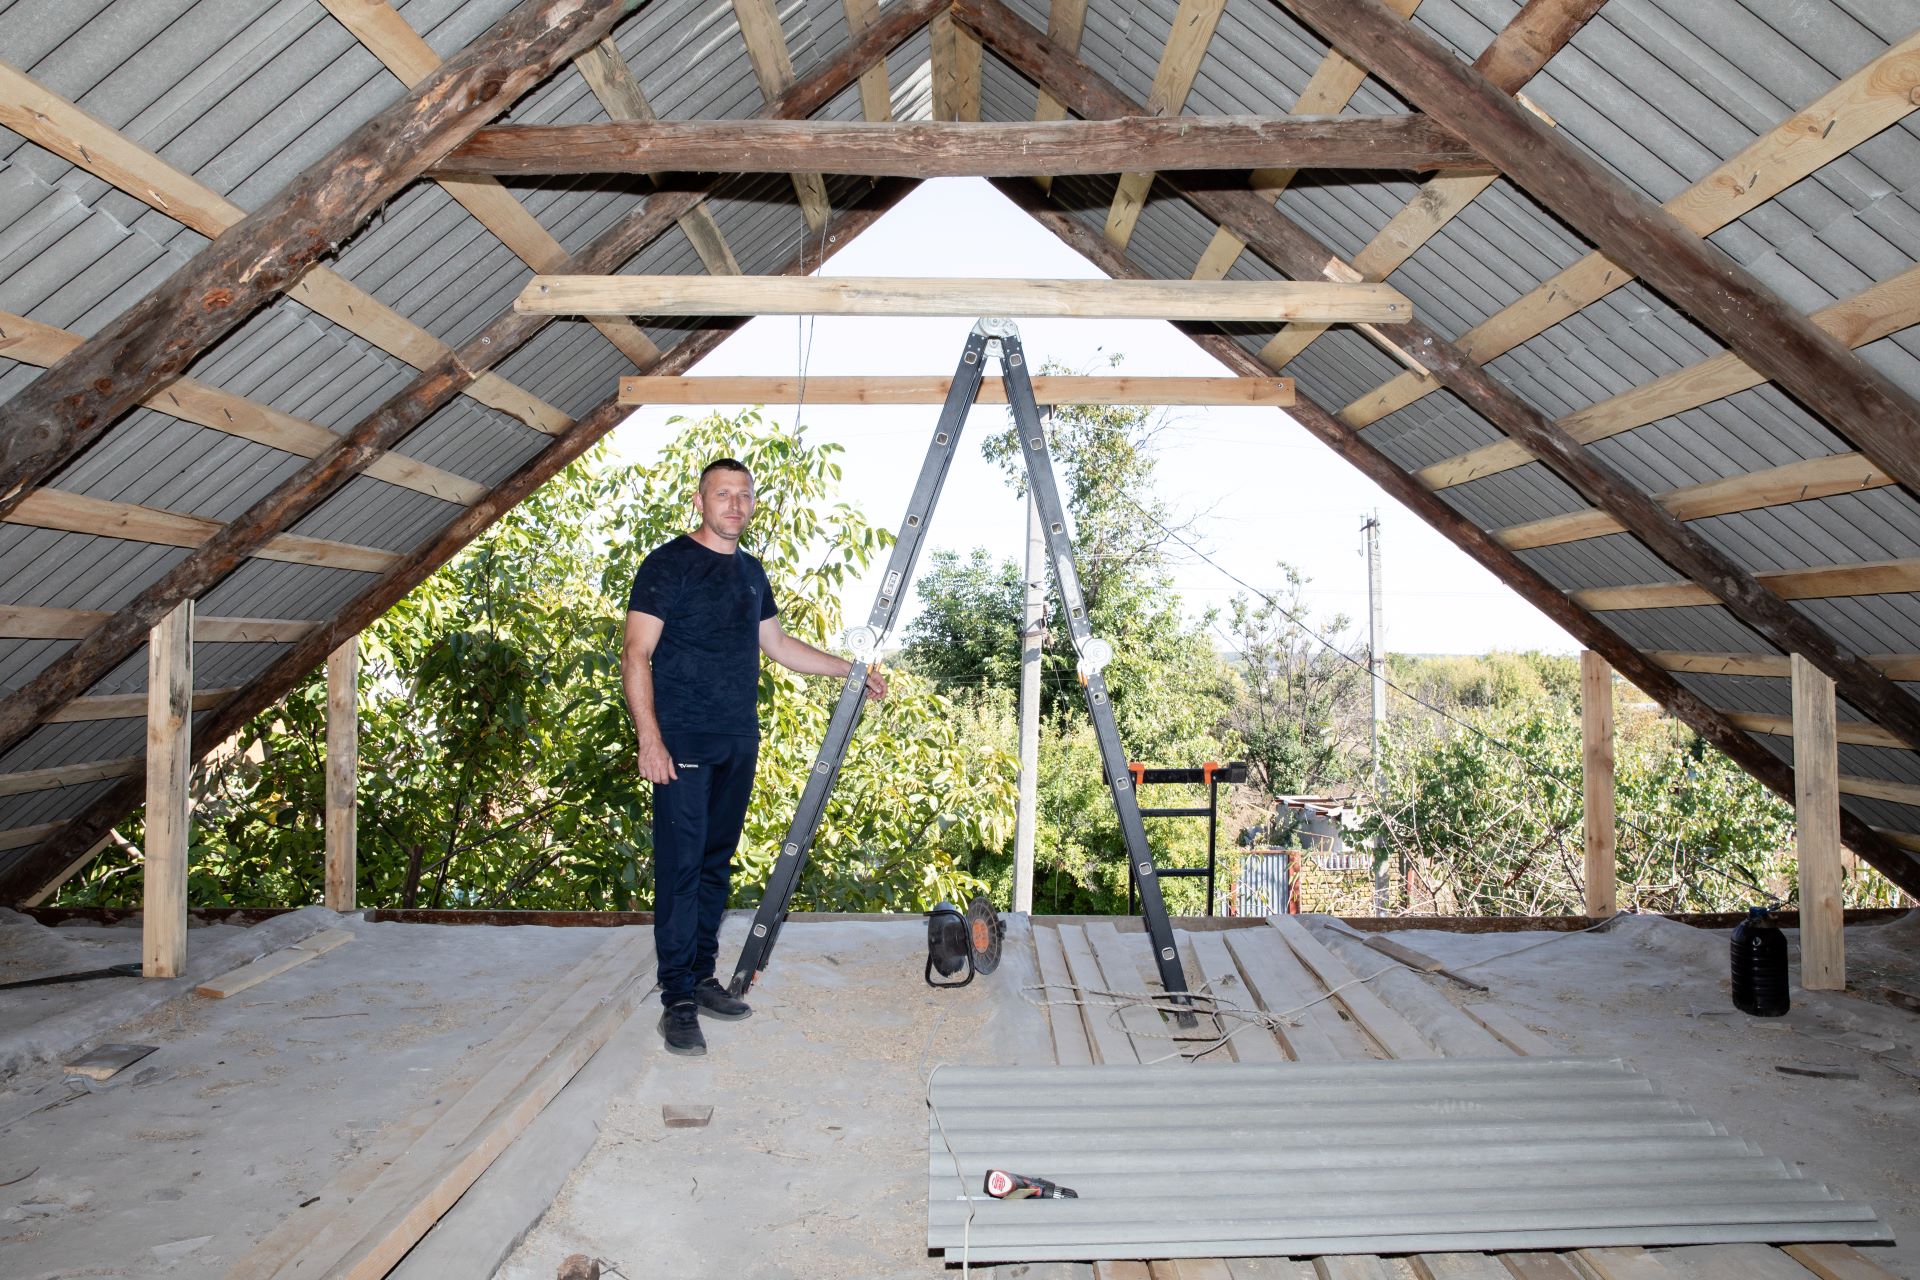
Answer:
608, 178, 1577, 657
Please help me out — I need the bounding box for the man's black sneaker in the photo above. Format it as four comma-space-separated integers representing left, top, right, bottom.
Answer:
659, 1001, 706, 1056
694, 978, 752, 1021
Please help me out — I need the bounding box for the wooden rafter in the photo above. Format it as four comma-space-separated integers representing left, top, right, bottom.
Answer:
1257, 0, 1602, 367
987, 173, 1920, 900
733, 0, 834, 230
1190, 0, 1424, 283
1320, 12, 1920, 456
1573, 557, 1920, 611
0, 311, 483, 506
0, 1, 943, 763
518, 275, 1414, 321
0, 0, 622, 518
0, 183, 917, 905
1104, 0, 1228, 252
7, 489, 400, 574
954, 0, 1920, 792
617, 374, 1295, 405
319, 0, 661, 367
572, 40, 744, 277
442, 115, 1485, 177
1423, 263, 1920, 490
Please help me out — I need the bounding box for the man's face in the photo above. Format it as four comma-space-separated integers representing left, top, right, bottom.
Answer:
695, 468, 756, 543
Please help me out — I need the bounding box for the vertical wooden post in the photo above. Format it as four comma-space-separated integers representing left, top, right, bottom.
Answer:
325, 636, 359, 912
143, 600, 192, 978
1792, 653, 1845, 990
1581, 649, 1616, 917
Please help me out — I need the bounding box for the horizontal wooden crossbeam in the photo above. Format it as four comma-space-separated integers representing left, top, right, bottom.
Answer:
519, 276, 1411, 322
0, 756, 142, 798
0, 823, 64, 852
0, 606, 314, 643
1727, 710, 1908, 750
1651, 650, 1920, 681
1842, 774, 1920, 809
1575, 558, 1920, 611
617, 375, 1295, 406
6, 490, 399, 574
439, 114, 1485, 177
48, 689, 237, 723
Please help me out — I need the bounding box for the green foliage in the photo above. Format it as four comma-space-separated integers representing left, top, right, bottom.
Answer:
902, 548, 1023, 691
66, 412, 1013, 913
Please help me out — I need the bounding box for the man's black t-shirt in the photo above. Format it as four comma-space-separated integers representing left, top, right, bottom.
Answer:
628, 535, 778, 738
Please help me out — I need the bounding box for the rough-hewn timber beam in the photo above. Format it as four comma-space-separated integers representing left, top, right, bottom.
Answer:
442, 114, 1483, 177
0, 0, 639, 519
956, 0, 1920, 810
0, 183, 916, 906
518, 275, 1413, 322
618, 375, 1294, 406
0, 2, 941, 762
1271, 0, 1920, 503
989, 174, 1920, 901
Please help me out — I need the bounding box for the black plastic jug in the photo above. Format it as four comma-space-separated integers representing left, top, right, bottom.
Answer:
1730, 905, 1790, 1017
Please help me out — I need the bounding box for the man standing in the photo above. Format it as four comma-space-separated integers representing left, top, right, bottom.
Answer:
623, 458, 887, 1056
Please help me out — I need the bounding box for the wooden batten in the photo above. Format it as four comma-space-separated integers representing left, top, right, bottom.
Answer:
732, 0, 833, 230
1726, 710, 1909, 751
326, 637, 359, 912
618, 375, 1294, 406
520, 275, 1413, 322
1102, 0, 1228, 252
1793, 655, 1845, 992
1574, 558, 1920, 611
0, 756, 144, 798
1651, 651, 1920, 682
6, 489, 400, 574
0, 606, 314, 643
441, 115, 1486, 178
840, 0, 892, 122
1030, 0, 1092, 190
1581, 651, 1617, 919
143, 601, 192, 979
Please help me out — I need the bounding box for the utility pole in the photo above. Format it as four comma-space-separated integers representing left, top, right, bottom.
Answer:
1362, 512, 1388, 913
1013, 448, 1047, 915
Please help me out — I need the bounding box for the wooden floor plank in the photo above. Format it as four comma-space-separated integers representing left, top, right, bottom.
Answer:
1416, 1256, 1522, 1280
1781, 1244, 1903, 1280
1267, 915, 1438, 1060
1220, 926, 1361, 1061
1187, 929, 1287, 1061
1085, 921, 1182, 1065
1466, 1002, 1557, 1056
1032, 924, 1095, 1065
1055, 923, 1141, 1064
1655, 1245, 1820, 1279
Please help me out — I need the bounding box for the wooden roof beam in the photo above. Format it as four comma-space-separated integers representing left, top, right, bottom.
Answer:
319, 0, 661, 368
841, 0, 893, 123
955, 0, 1920, 794
1301, 1, 1920, 487
930, 8, 983, 123
1422, 263, 1920, 491
732, 0, 834, 229
1258, 0, 1604, 368
1031, 0, 1091, 193
617, 374, 1295, 405
518, 275, 1414, 321
0, 2, 941, 762
0, 311, 485, 506
0, 182, 916, 905
0, 0, 624, 516
0, 606, 312, 643
1727, 711, 1907, 751
990, 173, 1920, 902
6, 489, 400, 574
48, 689, 236, 724
441, 115, 1486, 177
1103, 0, 1229, 252
1652, 651, 1920, 682
572, 41, 744, 277
1575, 557, 1920, 611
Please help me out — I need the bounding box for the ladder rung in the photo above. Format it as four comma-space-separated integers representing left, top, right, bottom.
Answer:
1155, 868, 1212, 878
1139, 806, 1212, 818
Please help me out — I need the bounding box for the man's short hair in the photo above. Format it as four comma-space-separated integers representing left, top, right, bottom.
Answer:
700, 457, 752, 490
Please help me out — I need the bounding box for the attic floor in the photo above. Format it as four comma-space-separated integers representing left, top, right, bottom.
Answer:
0, 912, 1914, 1278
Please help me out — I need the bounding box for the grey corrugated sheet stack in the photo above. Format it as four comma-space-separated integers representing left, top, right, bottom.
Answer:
925, 1057, 1891, 1262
